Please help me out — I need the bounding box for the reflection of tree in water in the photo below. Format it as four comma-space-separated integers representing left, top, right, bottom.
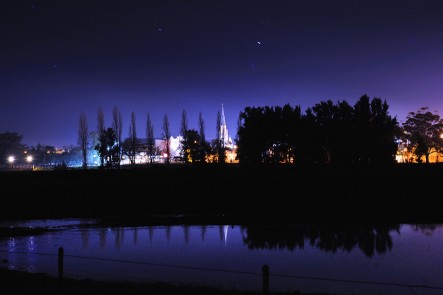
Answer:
411, 224, 443, 236
133, 228, 138, 244
99, 228, 106, 249
241, 224, 401, 257
81, 227, 89, 249
201, 225, 207, 241
113, 227, 124, 249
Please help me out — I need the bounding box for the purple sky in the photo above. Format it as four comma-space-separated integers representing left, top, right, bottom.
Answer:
2, 0, 443, 147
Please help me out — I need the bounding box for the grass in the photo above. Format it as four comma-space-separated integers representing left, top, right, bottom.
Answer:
2, 164, 442, 294
1, 163, 443, 224
0, 268, 328, 295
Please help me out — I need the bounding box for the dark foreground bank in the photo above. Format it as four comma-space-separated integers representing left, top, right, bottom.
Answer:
1, 163, 443, 223
0, 268, 327, 295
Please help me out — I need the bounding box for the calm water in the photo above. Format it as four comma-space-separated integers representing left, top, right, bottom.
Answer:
0, 220, 442, 295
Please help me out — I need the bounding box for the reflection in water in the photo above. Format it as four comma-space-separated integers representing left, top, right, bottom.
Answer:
184, 225, 190, 244
165, 226, 171, 241
84, 225, 232, 246
241, 224, 401, 257
114, 227, 124, 249
149, 227, 154, 242
81, 228, 89, 249
3, 223, 407, 256
219, 225, 229, 245
99, 228, 106, 249
27, 236, 35, 252
133, 228, 138, 244
411, 224, 442, 236
2, 223, 443, 295
7, 237, 16, 270
201, 225, 207, 241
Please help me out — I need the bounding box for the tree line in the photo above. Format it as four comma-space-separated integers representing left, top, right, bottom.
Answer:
82, 95, 443, 168
81, 106, 229, 169
237, 95, 399, 165
236, 95, 443, 165
1, 94, 442, 167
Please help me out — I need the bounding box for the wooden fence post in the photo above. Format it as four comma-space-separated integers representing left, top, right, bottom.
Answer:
262, 264, 269, 294
58, 247, 64, 295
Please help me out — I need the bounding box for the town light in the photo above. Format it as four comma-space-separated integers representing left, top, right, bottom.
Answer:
26, 155, 33, 163
8, 156, 15, 163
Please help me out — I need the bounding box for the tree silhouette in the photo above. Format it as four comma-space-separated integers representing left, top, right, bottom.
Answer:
180, 109, 188, 139
0, 132, 25, 165
112, 106, 123, 167
95, 127, 119, 168
162, 113, 171, 164
122, 111, 138, 165
236, 96, 398, 166
353, 95, 399, 165
180, 109, 188, 160
96, 107, 105, 166
146, 113, 155, 164
198, 111, 206, 144
402, 107, 443, 163
78, 112, 88, 169
180, 129, 208, 164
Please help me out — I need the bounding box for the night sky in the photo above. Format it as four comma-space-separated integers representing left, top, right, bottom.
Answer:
2, 0, 443, 147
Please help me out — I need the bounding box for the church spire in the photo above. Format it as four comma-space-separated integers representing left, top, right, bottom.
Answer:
219, 103, 230, 147
221, 103, 226, 126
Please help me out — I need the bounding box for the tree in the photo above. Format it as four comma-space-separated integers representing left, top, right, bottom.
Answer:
95, 127, 119, 168
0, 132, 25, 165
353, 95, 399, 165
78, 112, 89, 169
88, 130, 100, 166
180, 109, 188, 139
235, 107, 266, 164
180, 109, 189, 159
302, 96, 398, 166
146, 113, 156, 164
112, 106, 123, 167
197, 111, 210, 161
28, 143, 56, 166
235, 111, 242, 146
123, 111, 138, 165
402, 107, 443, 163
162, 113, 171, 164
97, 107, 105, 166
181, 129, 205, 163
198, 111, 206, 144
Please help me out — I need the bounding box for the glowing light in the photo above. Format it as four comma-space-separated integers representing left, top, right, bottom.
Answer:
26, 155, 33, 162
7, 156, 15, 163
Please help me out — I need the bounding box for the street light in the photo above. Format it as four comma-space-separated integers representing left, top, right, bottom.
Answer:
7, 156, 15, 168
26, 155, 34, 170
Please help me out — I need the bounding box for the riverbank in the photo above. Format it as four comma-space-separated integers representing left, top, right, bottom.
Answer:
0, 268, 327, 295
1, 163, 442, 224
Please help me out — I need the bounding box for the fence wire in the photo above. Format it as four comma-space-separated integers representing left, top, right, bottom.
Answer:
1, 249, 443, 294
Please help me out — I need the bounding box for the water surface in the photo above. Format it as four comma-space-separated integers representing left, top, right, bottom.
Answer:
0, 220, 442, 295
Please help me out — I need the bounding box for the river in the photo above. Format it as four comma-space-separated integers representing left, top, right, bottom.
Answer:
0, 219, 442, 295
